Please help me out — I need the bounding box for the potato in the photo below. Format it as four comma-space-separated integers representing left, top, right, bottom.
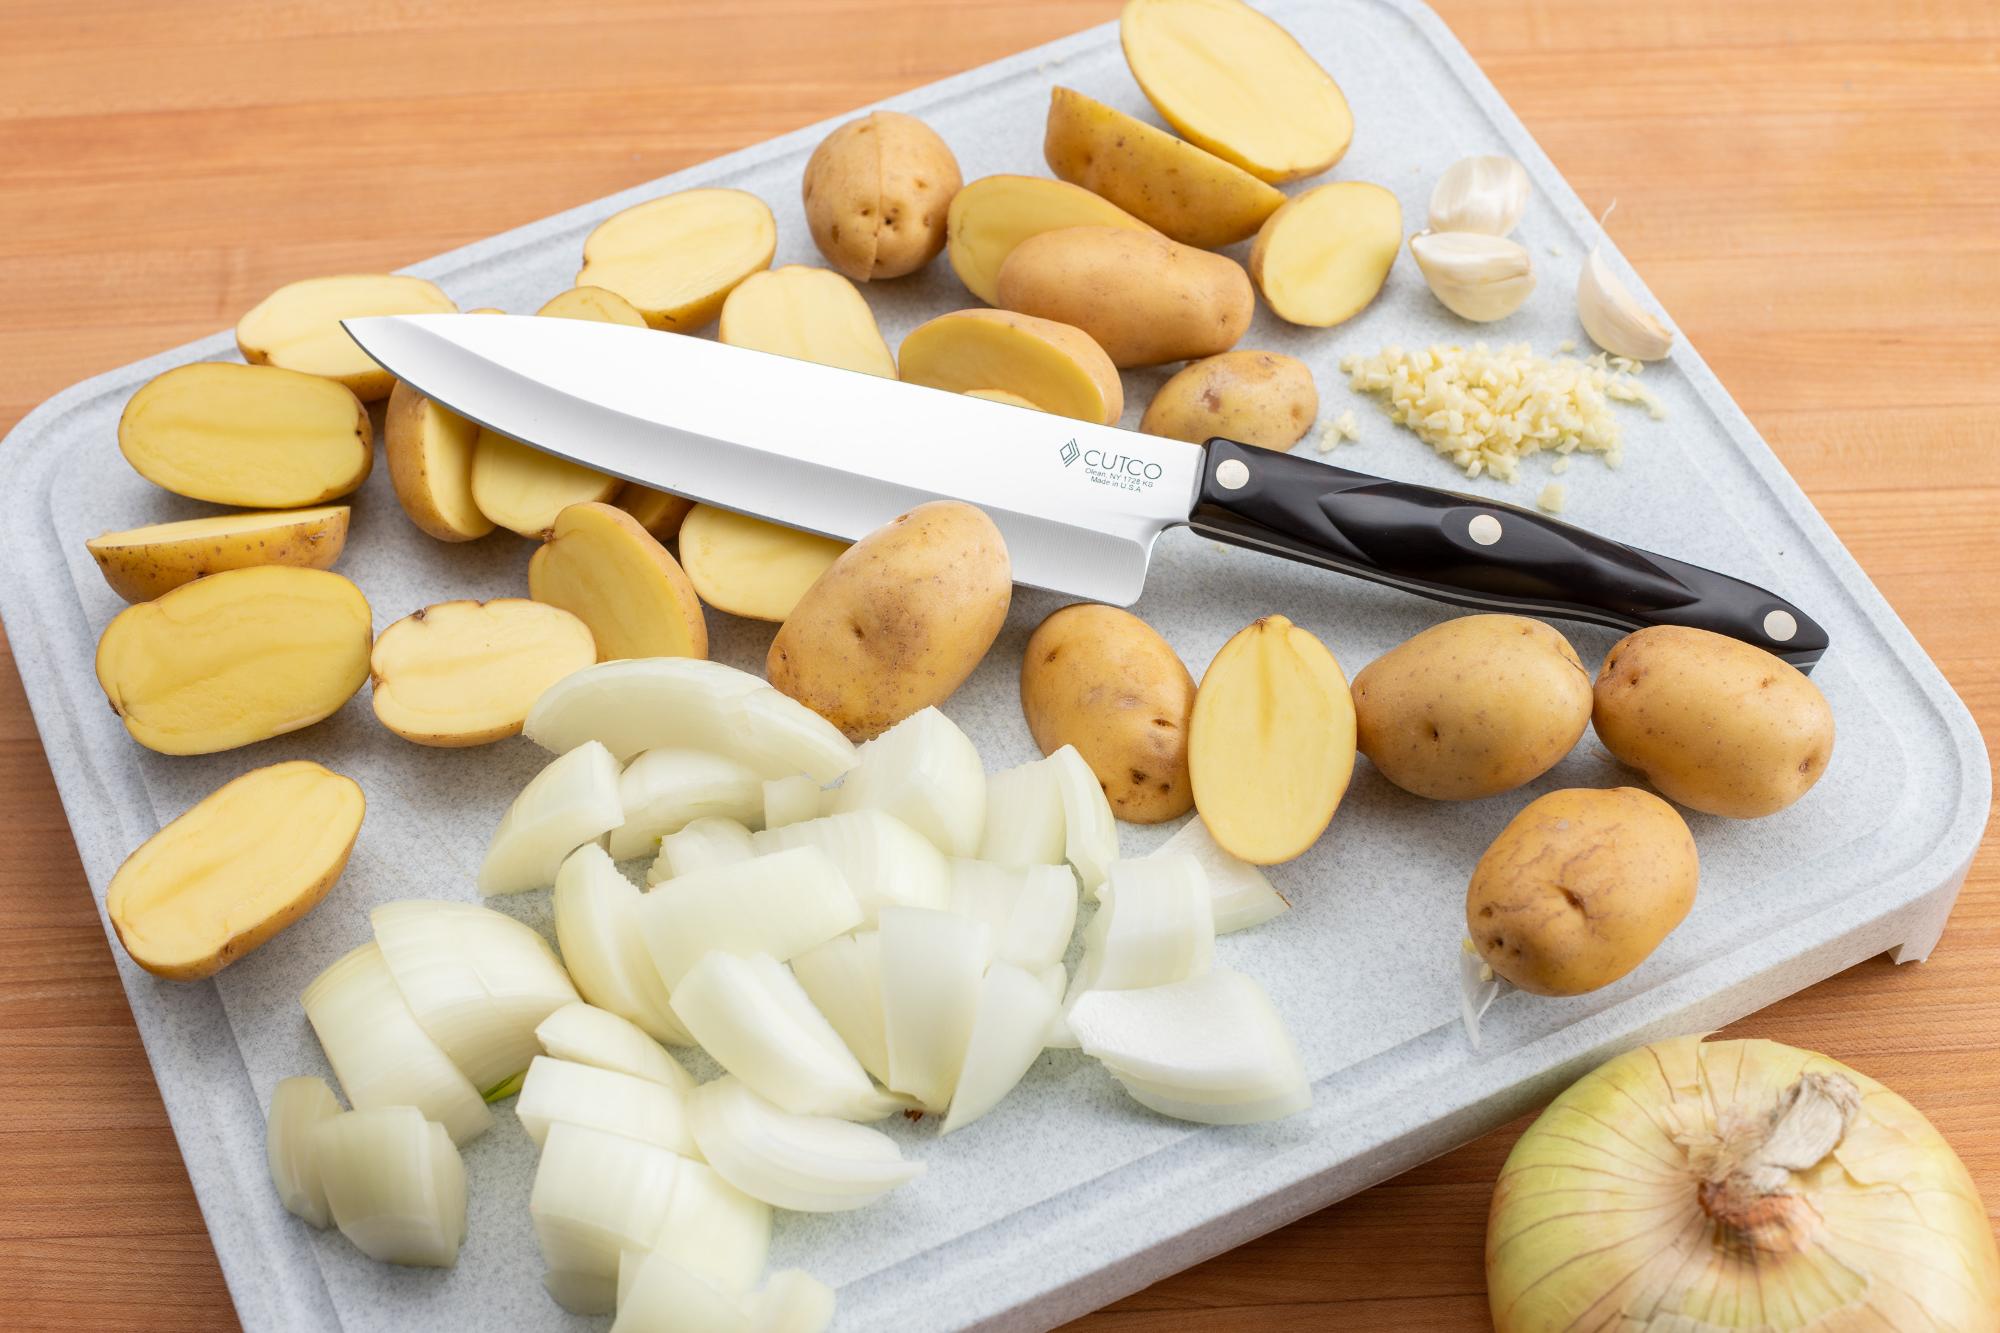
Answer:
1021, 604, 1195, 823
1120, 0, 1353, 184
470, 430, 620, 539
107, 761, 364, 981
946, 174, 1157, 306
384, 380, 493, 541
613, 484, 694, 540
529, 502, 708, 661
1140, 350, 1317, 450
1187, 615, 1356, 863
1592, 625, 1835, 819
963, 389, 1043, 410
996, 226, 1253, 369
371, 599, 596, 746
235, 273, 458, 401
95, 566, 373, 755
1467, 786, 1697, 996
802, 111, 962, 282
535, 285, 649, 326
899, 309, 1122, 425
677, 505, 849, 623
1043, 87, 1285, 248
87, 506, 350, 604
719, 265, 896, 377
118, 362, 371, 508
576, 189, 776, 331
767, 501, 1010, 740
1352, 615, 1592, 801
1249, 182, 1402, 327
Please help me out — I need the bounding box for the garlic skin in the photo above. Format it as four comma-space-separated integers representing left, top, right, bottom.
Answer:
1577, 247, 1674, 360
1410, 231, 1535, 323
1428, 155, 1530, 236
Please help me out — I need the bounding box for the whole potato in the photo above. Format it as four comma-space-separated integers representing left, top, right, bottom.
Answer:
1141, 350, 1318, 450
1021, 604, 1196, 823
1353, 615, 1591, 801
802, 111, 962, 281
767, 501, 1010, 740
1591, 625, 1834, 818
1467, 787, 1697, 996
994, 225, 1253, 368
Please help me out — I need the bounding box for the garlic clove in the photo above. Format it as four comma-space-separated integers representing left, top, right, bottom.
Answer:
1428, 155, 1530, 236
1577, 248, 1674, 361
1410, 231, 1536, 323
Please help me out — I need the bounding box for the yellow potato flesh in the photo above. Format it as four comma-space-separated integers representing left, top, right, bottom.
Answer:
945, 175, 1156, 306
87, 505, 350, 604
234, 274, 458, 401
95, 566, 373, 756
118, 362, 372, 508
718, 265, 896, 378
1250, 183, 1403, 328
613, 484, 694, 540
963, 389, 1044, 410
470, 431, 619, 539
371, 599, 596, 746
536, 285, 649, 326
107, 760, 364, 980
1188, 615, 1356, 864
385, 381, 492, 542
1120, 0, 1353, 184
899, 309, 1122, 425
677, 505, 849, 623
528, 502, 708, 661
576, 189, 776, 332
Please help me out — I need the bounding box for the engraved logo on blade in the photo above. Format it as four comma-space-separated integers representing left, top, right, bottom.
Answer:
1060, 438, 1162, 494
1059, 438, 1080, 467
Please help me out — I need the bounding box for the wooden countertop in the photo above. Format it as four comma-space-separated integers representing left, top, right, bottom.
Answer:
1, 2, 1993, 1327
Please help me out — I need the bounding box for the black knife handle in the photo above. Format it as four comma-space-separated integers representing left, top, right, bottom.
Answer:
1188, 439, 1828, 671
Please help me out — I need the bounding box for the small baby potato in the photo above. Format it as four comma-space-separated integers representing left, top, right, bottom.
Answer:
899, 309, 1123, 425
528, 502, 708, 661
677, 505, 850, 623
1141, 350, 1317, 450
576, 189, 777, 331
384, 381, 493, 542
535, 285, 649, 326
1353, 615, 1592, 801
371, 599, 596, 746
235, 274, 458, 401
946, 174, 1158, 306
613, 484, 694, 540
1592, 625, 1835, 819
1249, 182, 1403, 327
470, 431, 619, 539
719, 265, 897, 377
1021, 604, 1196, 823
1467, 786, 1697, 996
87, 506, 350, 604
802, 111, 962, 282
996, 226, 1254, 369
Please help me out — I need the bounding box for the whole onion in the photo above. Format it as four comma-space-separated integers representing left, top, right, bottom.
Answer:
1488, 1034, 2000, 1330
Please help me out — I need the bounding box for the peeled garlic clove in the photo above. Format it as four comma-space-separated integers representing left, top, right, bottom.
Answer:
1577, 247, 1675, 361
1410, 231, 1536, 323
1428, 155, 1530, 236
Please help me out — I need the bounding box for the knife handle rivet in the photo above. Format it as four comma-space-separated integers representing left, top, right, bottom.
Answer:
1763, 609, 1798, 642
1216, 458, 1250, 490
1468, 513, 1503, 546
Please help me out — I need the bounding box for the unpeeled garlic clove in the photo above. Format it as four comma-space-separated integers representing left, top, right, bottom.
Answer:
1428, 155, 1531, 236
1410, 231, 1536, 323
1577, 248, 1674, 360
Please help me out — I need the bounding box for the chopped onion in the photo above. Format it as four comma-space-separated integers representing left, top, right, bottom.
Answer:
789, 931, 891, 1086
941, 961, 1058, 1136
828, 707, 985, 856
608, 747, 764, 860
651, 1159, 773, 1297
1153, 816, 1289, 933
879, 907, 992, 1112
479, 739, 624, 895
554, 844, 693, 1046
301, 942, 493, 1145
946, 859, 1078, 971
728, 689, 862, 786
531, 1120, 685, 1283
745, 1269, 836, 1333
313, 1106, 467, 1267
761, 774, 822, 831
636, 846, 862, 988
750, 810, 949, 923
1458, 938, 1505, 1050
651, 817, 757, 883
1038, 963, 1077, 1049
516, 1056, 699, 1158
537, 1001, 695, 1094
543, 1269, 618, 1316
978, 758, 1066, 868
687, 1076, 924, 1213
1047, 745, 1117, 893
266, 1075, 339, 1228
1069, 855, 1213, 998
612, 1249, 748, 1333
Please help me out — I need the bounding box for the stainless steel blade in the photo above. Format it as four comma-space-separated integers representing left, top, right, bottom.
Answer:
344, 314, 1204, 604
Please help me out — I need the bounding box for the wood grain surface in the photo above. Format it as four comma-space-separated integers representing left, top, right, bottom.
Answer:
1, 2, 1994, 1328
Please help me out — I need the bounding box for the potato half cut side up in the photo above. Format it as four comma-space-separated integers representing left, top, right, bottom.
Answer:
235, 273, 458, 401
529, 502, 709, 662
86, 506, 350, 603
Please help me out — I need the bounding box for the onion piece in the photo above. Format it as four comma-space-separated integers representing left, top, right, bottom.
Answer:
1154, 816, 1289, 934
543, 1269, 618, 1316
750, 810, 949, 923
879, 907, 993, 1112
978, 758, 1066, 868
531, 1120, 684, 1283
687, 1076, 924, 1213
761, 775, 822, 831
479, 739, 624, 895
266, 1075, 339, 1228
608, 747, 764, 860
650, 817, 757, 883
946, 859, 1079, 971
555, 844, 693, 1046
1048, 745, 1117, 894
651, 1159, 773, 1297
613, 1249, 749, 1333
1069, 855, 1213, 998
729, 689, 862, 786
745, 1269, 836, 1333
789, 930, 891, 1086
1458, 938, 1506, 1050
537, 1001, 695, 1094
941, 961, 1058, 1135
516, 1055, 699, 1158
1038, 964, 1078, 1049
301, 942, 493, 1145
313, 1106, 467, 1267
828, 707, 985, 857
636, 846, 862, 988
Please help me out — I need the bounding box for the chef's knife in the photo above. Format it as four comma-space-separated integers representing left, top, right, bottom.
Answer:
345, 314, 1827, 670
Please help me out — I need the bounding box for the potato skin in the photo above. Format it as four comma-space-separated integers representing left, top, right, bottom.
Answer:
767, 501, 1011, 740
803, 111, 962, 281
1353, 615, 1591, 801
1591, 625, 1835, 819
995, 225, 1253, 368
87, 507, 349, 603
1467, 786, 1697, 996
1021, 604, 1195, 823
1141, 350, 1317, 450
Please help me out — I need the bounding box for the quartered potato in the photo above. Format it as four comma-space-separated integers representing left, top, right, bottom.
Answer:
235, 274, 458, 401
946, 175, 1157, 306
677, 505, 850, 623
899, 309, 1122, 425
536, 285, 650, 326
614, 484, 695, 540
719, 266, 896, 377
803, 111, 962, 281
576, 189, 776, 332
87, 506, 349, 605
1141, 350, 1318, 450
371, 599, 596, 746
1250, 182, 1403, 327
384, 381, 493, 542
118, 362, 371, 508
528, 502, 708, 661
470, 431, 620, 539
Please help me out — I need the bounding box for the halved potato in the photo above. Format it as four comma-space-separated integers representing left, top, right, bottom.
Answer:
1249, 182, 1403, 327
575, 189, 776, 332
899, 309, 1122, 425
945, 175, 1157, 306
471, 431, 620, 539
235, 274, 459, 401
107, 760, 364, 980
964, 389, 1043, 410
677, 506, 849, 623
529, 502, 708, 661
95, 566, 374, 755
371, 599, 597, 746
536, 286, 649, 326
87, 506, 350, 604
118, 362, 371, 508
614, 484, 695, 540
718, 266, 896, 377
385, 381, 492, 542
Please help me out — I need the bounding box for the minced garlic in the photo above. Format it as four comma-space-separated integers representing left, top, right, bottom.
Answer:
1537, 482, 1566, 513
